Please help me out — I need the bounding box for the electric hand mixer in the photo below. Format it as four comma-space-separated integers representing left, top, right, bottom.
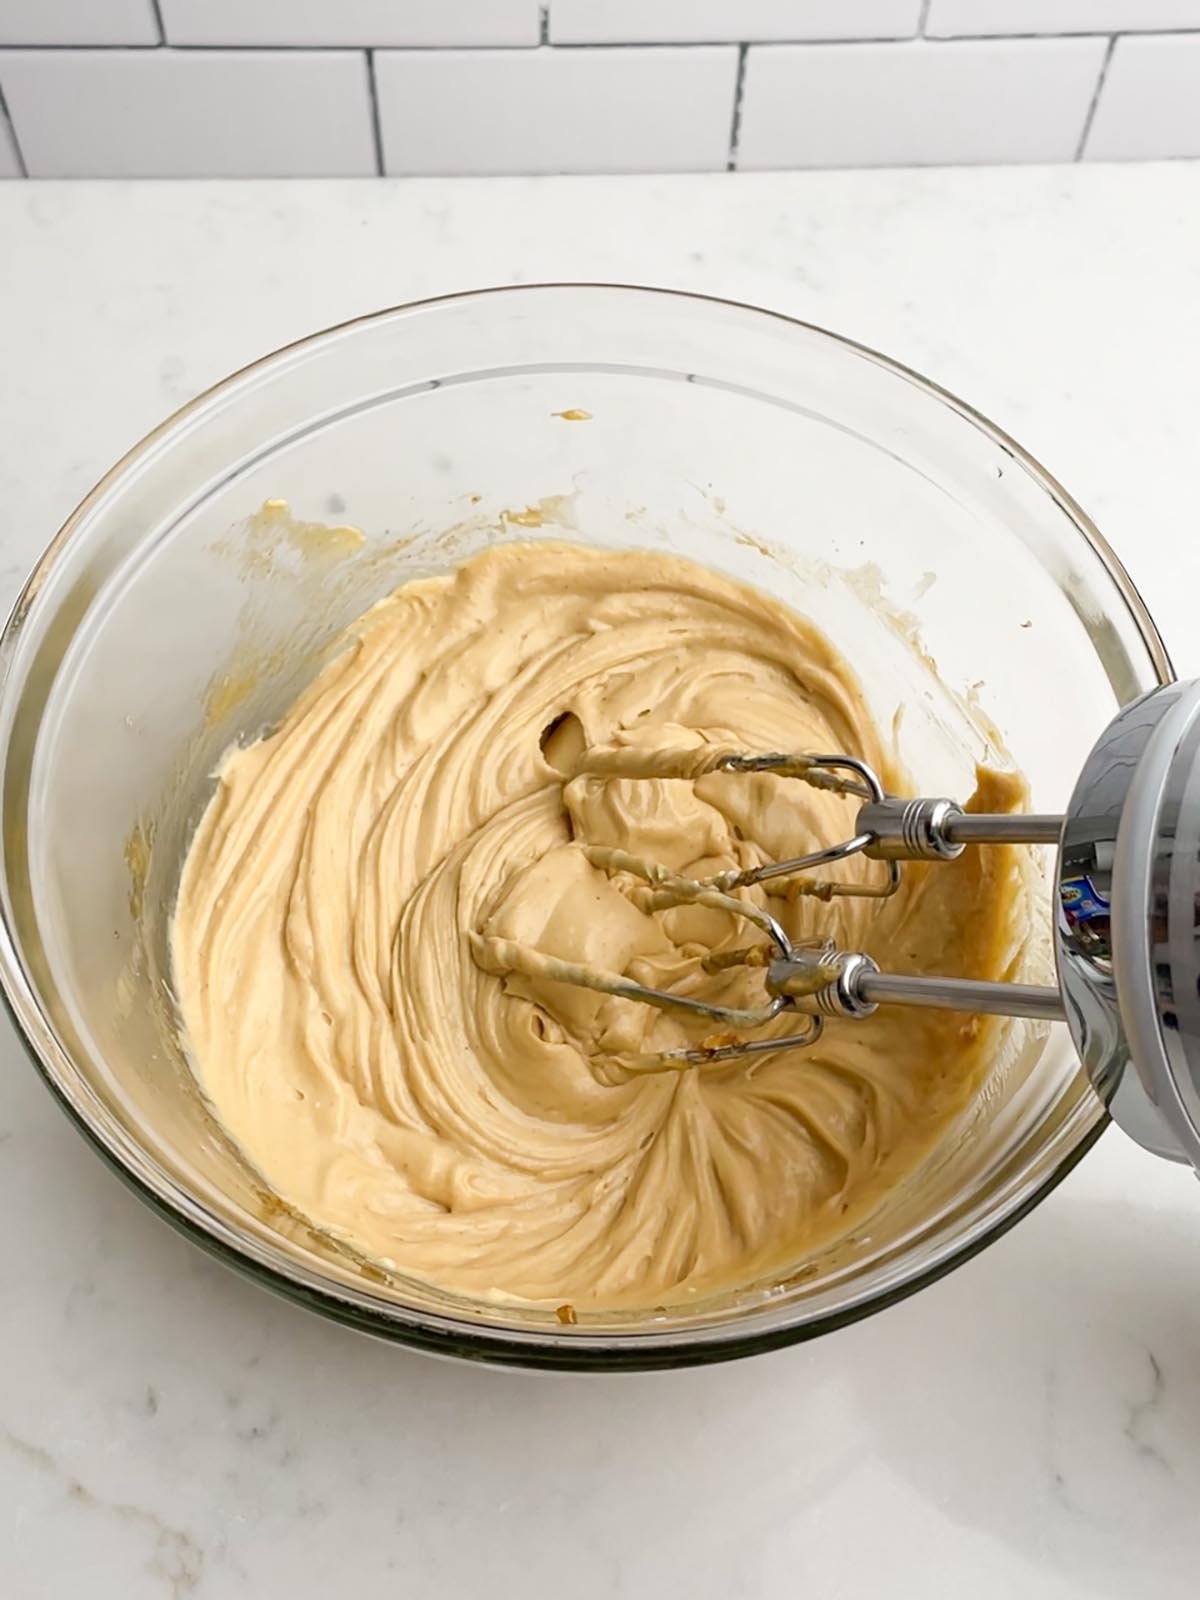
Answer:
485, 680, 1200, 1174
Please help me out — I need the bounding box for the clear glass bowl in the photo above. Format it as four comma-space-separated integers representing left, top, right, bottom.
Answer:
0, 285, 1170, 1369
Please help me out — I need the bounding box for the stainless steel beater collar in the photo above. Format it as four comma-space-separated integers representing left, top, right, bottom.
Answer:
768, 948, 881, 1020
857, 796, 1063, 861
857, 796, 966, 862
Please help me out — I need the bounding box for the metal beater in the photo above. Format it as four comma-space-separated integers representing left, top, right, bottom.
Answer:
490, 681, 1200, 1173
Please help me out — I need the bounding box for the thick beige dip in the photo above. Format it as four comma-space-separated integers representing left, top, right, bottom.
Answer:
172, 542, 1028, 1311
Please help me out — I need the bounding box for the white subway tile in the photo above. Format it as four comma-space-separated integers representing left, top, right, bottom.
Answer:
160, 0, 539, 48
0, 0, 158, 45
1085, 32, 1200, 159
927, 1, 1200, 35
0, 98, 20, 175
375, 45, 738, 175
550, 0, 920, 44
738, 38, 1106, 168
0, 48, 377, 177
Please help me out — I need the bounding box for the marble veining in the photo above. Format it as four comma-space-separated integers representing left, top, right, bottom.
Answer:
3, 1426, 206, 1596
1122, 1348, 1171, 1474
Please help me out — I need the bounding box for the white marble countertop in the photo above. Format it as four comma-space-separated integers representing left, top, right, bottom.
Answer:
2, 165, 1200, 1599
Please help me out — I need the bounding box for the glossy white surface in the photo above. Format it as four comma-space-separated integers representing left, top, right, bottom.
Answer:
1085, 33, 1200, 161
548, 0, 923, 44
926, 0, 1200, 34
159, 0, 542, 48
1, 164, 1199, 1598
374, 44, 739, 176
0, 0, 158, 46
738, 37, 1108, 169
0, 48, 377, 178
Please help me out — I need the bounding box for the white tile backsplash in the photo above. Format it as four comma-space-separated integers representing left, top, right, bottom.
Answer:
0, 48, 377, 177
738, 37, 1107, 168
927, 0, 1200, 35
0, 1, 1197, 176
549, 0, 921, 44
1085, 32, 1200, 159
160, 0, 540, 48
0, 0, 158, 45
375, 45, 738, 174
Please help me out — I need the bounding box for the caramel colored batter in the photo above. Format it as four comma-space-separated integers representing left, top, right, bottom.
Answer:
172, 542, 1028, 1310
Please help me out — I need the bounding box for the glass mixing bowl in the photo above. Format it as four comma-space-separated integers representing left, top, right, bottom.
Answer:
0, 285, 1170, 1369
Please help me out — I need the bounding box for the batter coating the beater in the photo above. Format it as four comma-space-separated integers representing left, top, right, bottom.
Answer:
172, 542, 1028, 1309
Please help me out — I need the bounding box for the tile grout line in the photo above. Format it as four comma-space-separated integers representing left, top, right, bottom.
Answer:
1075, 34, 1117, 161
366, 49, 385, 176
4, 32, 1200, 52
0, 85, 27, 177
726, 42, 748, 171
539, 6, 549, 46
149, 0, 166, 45
918, 0, 932, 36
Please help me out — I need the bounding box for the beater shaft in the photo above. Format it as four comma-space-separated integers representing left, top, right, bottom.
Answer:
861, 972, 1064, 1020
857, 799, 1061, 859
768, 949, 1064, 1022
941, 812, 1061, 846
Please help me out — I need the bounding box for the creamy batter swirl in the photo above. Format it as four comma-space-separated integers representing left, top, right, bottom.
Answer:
173, 543, 1027, 1309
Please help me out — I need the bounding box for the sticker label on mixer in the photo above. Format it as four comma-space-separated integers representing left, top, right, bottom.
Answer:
1060, 874, 1110, 923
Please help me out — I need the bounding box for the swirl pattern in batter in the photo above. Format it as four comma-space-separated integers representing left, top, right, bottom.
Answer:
172, 542, 1027, 1309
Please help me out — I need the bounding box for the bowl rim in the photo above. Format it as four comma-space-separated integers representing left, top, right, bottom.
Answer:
0, 281, 1174, 1370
